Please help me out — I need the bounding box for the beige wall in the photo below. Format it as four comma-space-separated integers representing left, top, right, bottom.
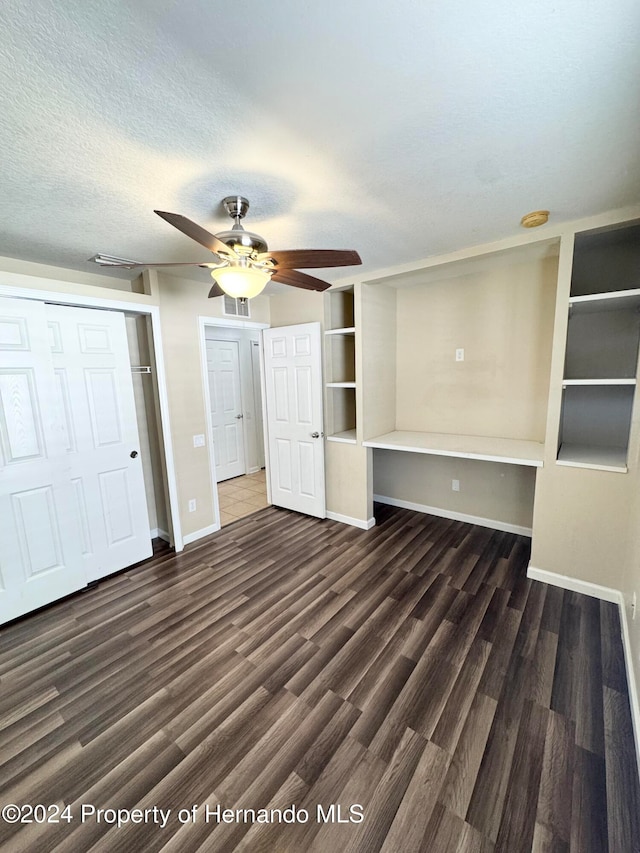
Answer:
268, 288, 325, 327
155, 272, 269, 537
359, 283, 396, 441
395, 256, 558, 441
374, 450, 536, 530
0, 256, 157, 305
0, 254, 144, 291
622, 467, 640, 730
531, 466, 633, 588
326, 443, 372, 523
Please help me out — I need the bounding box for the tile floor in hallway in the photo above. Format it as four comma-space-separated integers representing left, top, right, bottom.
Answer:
217, 469, 268, 526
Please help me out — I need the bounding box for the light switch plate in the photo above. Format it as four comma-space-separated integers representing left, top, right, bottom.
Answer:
193, 434, 205, 447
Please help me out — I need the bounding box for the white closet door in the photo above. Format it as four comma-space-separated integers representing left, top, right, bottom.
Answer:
0, 298, 87, 622
207, 339, 246, 481
263, 323, 326, 519
46, 304, 152, 582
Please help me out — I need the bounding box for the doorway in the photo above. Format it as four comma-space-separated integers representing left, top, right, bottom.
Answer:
201, 319, 270, 528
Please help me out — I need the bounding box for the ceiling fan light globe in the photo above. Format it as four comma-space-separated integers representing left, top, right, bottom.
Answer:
211, 266, 270, 299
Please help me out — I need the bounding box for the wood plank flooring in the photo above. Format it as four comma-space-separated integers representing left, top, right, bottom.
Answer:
0, 504, 639, 852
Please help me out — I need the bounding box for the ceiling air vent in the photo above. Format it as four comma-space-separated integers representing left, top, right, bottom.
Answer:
223, 295, 250, 318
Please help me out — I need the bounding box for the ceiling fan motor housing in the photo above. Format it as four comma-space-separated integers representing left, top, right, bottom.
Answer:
218, 196, 268, 254
215, 228, 269, 255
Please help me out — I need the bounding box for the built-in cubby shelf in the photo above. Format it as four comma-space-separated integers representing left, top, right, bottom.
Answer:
556, 443, 627, 473
324, 327, 355, 336
557, 222, 640, 471
326, 429, 357, 444
324, 286, 357, 442
363, 431, 544, 467
568, 289, 640, 313
562, 379, 636, 386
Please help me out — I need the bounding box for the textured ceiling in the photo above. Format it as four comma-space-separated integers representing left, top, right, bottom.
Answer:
1, 0, 639, 292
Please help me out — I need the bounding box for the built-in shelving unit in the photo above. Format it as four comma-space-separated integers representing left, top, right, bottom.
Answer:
324, 286, 357, 444
557, 223, 640, 472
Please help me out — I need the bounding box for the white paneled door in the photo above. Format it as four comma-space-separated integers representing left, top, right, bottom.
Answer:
0, 297, 151, 624
263, 323, 325, 519
207, 339, 246, 481
45, 304, 152, 582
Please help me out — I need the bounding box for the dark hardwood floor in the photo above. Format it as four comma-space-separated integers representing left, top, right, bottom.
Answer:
1, 504, 639, 852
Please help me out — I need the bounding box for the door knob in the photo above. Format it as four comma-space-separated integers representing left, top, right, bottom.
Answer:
235, 414, 244, 419
311, 431, 323, 438
130, 450, 139, 458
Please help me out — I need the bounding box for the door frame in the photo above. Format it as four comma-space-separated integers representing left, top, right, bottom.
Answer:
198, 315, 270, 532
0, 276, 183, 551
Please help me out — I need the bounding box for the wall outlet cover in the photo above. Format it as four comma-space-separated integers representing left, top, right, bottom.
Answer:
452, 479, 460, 492
455, 348, 464, 362
188, 499, 197, 512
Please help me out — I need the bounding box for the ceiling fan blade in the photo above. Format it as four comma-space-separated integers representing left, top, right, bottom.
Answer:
266, 249, 362, 269
89, 254, 216, 269
271, 269, 332, 292
128, 262, 215, 268
154, 210, 237, 258
208, 282, 225, 298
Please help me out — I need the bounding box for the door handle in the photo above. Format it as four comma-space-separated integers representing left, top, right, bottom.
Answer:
310, 431, 323, 438
235, 414, 244, 419
130, 450, 139, 458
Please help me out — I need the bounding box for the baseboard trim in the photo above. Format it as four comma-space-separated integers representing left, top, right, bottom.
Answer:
326, 511, 376, 530
526, 566, 622, 603
374, 495, 532, 537
183, 523, 221, 545
528, 563, 640, 784
150, 528, 171, 543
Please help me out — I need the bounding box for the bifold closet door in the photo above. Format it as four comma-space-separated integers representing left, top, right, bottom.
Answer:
46, 304, 152, 583
0, 297, 87, 623
0, 298, 152, 625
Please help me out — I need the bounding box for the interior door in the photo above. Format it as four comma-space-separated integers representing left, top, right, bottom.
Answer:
46, 304, 152, 582
263, 322, 325, 518
0, 298, 87, 622
207, 339, 246, 481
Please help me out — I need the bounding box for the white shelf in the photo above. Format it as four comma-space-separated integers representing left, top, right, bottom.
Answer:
556, 443, 627, 473
325, 327, 355, 336
326, 381, 356, 389
568, 289, 640, 314
363, 430, 544, 467
562, 378, 636, 386
326, 429, 357, 444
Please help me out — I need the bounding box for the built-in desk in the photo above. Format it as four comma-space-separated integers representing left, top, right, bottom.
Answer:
363, 431, 545, 467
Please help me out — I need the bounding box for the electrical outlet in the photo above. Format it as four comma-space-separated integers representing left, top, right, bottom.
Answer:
455, 348, 464, 362
632, 591, 637, 620
452, 479, 460, 492
188, 499, 197, 512
193, 434, 205, 447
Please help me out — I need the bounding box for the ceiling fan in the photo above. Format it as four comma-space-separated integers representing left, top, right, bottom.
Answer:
91, 196, 362, 299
